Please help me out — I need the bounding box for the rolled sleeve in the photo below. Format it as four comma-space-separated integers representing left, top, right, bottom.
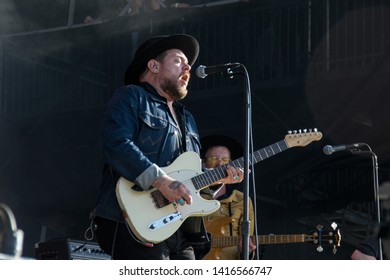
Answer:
135, 163, 166, 190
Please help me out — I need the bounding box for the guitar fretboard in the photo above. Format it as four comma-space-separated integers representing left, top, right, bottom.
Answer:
191, 140, 288, 190
211, 234, 307, 248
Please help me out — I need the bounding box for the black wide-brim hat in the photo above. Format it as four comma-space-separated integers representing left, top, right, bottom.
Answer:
124, 34, 199, 85
200, 135, 243, 160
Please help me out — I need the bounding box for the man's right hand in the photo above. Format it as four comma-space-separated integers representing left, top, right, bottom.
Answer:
152, 175, 192, 205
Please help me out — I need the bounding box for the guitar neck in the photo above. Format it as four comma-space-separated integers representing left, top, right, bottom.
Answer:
192, 140, 288, 190
211, 234, 307, 248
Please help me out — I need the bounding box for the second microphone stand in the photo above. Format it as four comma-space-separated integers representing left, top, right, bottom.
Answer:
354, 145, 383, 259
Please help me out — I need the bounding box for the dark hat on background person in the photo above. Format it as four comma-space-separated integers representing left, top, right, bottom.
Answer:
200, 135, 243, 160
124, 34, 200, 85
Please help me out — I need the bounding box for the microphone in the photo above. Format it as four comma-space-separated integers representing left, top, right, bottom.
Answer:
323, 143, 366, 155
196, 63, 241, 78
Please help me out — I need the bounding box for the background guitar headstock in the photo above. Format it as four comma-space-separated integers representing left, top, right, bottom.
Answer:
304, 222, 341, 254
285, 128, 323, 148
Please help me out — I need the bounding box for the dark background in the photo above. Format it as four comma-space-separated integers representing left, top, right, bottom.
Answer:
1, 0, 390, 259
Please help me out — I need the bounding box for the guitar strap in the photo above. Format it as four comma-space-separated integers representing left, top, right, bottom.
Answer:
228, 203, 233, 236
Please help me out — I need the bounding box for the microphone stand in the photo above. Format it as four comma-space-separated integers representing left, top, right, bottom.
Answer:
355, 145, 383, 260
224, 65, 252, 260
367, 146, 383, 260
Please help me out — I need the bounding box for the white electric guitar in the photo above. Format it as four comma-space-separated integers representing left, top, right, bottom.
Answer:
116, 129, 322, 243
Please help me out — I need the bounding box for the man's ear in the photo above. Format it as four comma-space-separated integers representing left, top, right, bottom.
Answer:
147, 60, 159, 73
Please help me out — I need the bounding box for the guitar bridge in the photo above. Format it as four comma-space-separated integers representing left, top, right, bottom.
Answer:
148, 212, 182, 230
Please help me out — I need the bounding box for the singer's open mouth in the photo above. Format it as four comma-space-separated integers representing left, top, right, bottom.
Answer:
180, 73, 190, 83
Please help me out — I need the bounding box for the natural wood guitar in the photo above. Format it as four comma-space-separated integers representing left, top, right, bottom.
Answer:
201, 217, 341, 260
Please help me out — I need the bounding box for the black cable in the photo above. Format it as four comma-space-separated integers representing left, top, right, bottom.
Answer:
124, 220, 154, 247
110, 217, 120, 258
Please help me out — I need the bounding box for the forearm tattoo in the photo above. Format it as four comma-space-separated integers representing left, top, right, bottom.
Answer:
169, 181, 181, 190
153, 177, 165, 190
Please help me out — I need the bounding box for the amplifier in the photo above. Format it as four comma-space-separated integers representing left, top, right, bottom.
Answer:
35, 238, 111, 260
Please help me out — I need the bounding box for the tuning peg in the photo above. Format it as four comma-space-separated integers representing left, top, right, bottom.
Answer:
316, 245, 324, 252
332, 246, 337, 255
327, 232, 334, 245
331, 222, 337, 230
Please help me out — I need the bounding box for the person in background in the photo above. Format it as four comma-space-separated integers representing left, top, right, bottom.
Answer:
90, 34, 244, 260
351, 235, 381, 260
200, 135, 256, 260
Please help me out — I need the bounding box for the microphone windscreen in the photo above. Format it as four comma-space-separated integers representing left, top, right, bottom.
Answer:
323, 145, 333, 155
195, 65, 206, 78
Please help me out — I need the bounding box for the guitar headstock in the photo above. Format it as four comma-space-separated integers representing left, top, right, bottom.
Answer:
285, 128, 323, 148
304, 222, 341, 254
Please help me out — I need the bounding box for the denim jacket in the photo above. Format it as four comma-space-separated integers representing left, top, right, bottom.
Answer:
93, 82, 201, 222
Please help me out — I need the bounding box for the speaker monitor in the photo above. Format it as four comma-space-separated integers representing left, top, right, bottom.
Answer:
35, 238, 111, 260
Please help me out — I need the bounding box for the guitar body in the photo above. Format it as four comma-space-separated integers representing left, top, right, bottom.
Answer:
202, 217, 235, 260
203, 247, 223, 260
116, 151, 221, 244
